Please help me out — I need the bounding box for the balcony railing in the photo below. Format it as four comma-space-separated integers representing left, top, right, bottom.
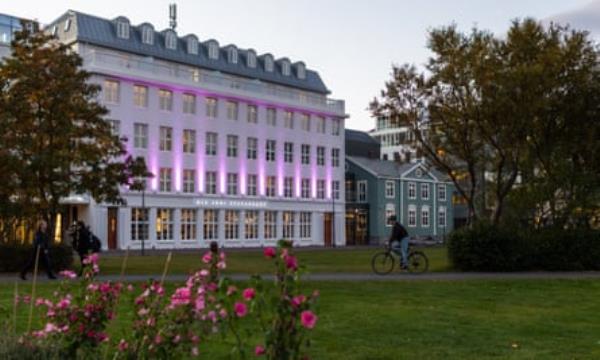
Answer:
82, 50, 345, 114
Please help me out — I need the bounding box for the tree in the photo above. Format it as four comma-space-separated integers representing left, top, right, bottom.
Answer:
0, 29, 151, 240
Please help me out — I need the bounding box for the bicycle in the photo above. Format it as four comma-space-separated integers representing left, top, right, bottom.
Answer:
371, 241, 429, 275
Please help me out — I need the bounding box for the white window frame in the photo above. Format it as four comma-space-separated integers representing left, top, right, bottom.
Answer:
227, 135, 238, 158
159, 168, 172, 192
180, 209, 197, 241
183, 93, 196, 114
266, 140, 276, 162
266, 176, 276, 197
187, 37, 198, 54
205, 97, 218, 118
227, 173, 238, 195
438, 184, 447, 202
282, 61, 291, 76
247, 104, 258, 123
317, 116, 326, 133
385, 181, 395, 199
300, 113, 310, 131
159, 126, 172, 152
116, 20, 129, 39
264, 56, 274, 72
282, 211, 295, 239
301, 179, 310, 199
133, 85, 148, 107
357, 180, 368, 203
266, 108, 276, 126
421, 206, 430, 227
226, 101, 238, 120
134, 123, 148, 149
107, 119, 120, 136
247, 137, 258, 160
203, 209, 218, 240
158, 89, 173, 111
183, 169, 195, 193
284, 142, 294, 163
408, 205, 417, 227
284, 177, 293, 198
224, 210, 239, 240
317, 180, 325, 199
284, 111, 294, 129
332, 180, 340, 200
247, 174, 257, 196
331, 118, 341, 136
131, 208, 149, 241
385, 203, 396, 227
296, 63, 306, 79
205, 171, 217, 195
205, 132, 217, 156
183, 129, 196, 154
156, 208, 174, 241
331, 148, 340, 167
228, 47, 238, 64
316, 146, 325, 166
247, 51, 257, 68
438, 206, 447, 227
264, 211, 277, 239
421, 183, 430, 201
165, 31, 177, 50
245, 211, 259, 239
142, 26, 154, 44
103, 80, 120, 104
299, 212, 311, 238
408, 182, 417, 200
301, 144, 310, 165
208, 43, 219, 60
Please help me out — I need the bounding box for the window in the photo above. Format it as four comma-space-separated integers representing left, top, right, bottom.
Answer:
385, 204, 396, 227
228, 47, 238, 63
281, 61, 291, 76
331, 118, 341, 136
301, 179, 310, 199
103, 80, 119, 103
205, 132, 217, 156
266, 176, 276, 197
227, 173, 238, 195
158, 89, 173, 111
247, 174, 257, 196
264, 211, 277, 239
181, 209, 197, 240
187, 36, 198, 54
183, 93, 196, 114
107, 120, 120, 136
421, 183, 430, 200
208, 42, 219, 60
131, 208, 149, 241
301, 145, 310, 165
226, 101, 238, 120
245, 211, 258, 239
283, 212, 295, 239
300, 114, 310, 131
205, 171, 217, 194
299, 212, 311, 238
422, 206, 430, 227
316, 147, 325, 166
159, 168, 172, 192
247, 105, 257, 123
357, 181, 367, 203
156, 208, 173, 240
159, 127, 172, 151
284, 111, 294, 129
206, 97, 218, 118
165, 31, 177, 50
385, 181, 395, 198
247, 137, 258, 160
331, 148, 340, 167
64, 19, 72, 32
296, 63, 306, 79
266, 108, 276, 126
183, 129, 196, 154
134, 123, 148, 149
316, 116, 326, 133
284, 177, 293, 198
284, 142, 294, 163
142, 26, 154, 44
406, 206, 416, 227
116, 20, 129, 39
247, 50, 257, 68
438, 184, 447, 201
227, 135, 238, 158
438, 206, 447, 227
264, 55, 274, 72
317, 180, 325, 199
408, 182, 416, 199
224, 210, 239, 239
266, 140, 276, 162
183, 170, 195, 193
204, 209, 218, 240
332, 180, 340, 200
133, 85, 148, 107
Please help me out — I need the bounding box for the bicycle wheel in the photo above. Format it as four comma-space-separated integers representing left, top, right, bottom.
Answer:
371, 252, 395, 275
407, 251, 429, 274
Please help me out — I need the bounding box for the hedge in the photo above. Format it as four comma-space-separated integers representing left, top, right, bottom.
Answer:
0, 245, 74, 273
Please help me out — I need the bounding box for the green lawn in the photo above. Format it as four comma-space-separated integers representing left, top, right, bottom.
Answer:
2, 279, 599, 359
98, 246, 451, 275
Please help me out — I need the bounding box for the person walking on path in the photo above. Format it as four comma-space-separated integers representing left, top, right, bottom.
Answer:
71, 221, 93, 275
388, 215, 410, 270
20, 219, 57, 280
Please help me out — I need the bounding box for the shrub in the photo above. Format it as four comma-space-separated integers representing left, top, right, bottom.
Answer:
0, 245, 74, 273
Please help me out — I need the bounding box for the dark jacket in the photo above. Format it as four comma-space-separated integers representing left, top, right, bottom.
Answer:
73, 227, 91, 253
33, 230, 50, 249
390, 222, 409, 242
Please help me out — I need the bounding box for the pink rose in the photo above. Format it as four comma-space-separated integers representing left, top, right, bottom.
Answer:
170, 287, 192, 307
291, 295, 306, 308
195, 296, 205, 311
59, 270, 77, 279
243, 288, 256, 301
234, 302, 248, 318
217, 261, 226, 269
285, 255, 298, 271
118, 339, 129, 351
202, 252, 212, 264
255, 345, 266, 356
300, 310, 317, 329
263, 247, 276, 258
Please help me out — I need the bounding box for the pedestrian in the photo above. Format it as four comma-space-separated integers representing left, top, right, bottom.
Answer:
71, 221, 92, 275
20, 219, 57, 280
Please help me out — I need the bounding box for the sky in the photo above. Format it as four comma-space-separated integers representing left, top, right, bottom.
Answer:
2, 0, 599, 130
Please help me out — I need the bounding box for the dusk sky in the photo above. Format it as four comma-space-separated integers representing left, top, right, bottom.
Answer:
3, 0, 599, 130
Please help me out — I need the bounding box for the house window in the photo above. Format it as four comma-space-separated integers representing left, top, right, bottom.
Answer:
408, 182, 417, 199
284, 177, 294, 198
227, 135, 238, 158
203, 209, 218, 240
301, 179, 310, 199
284, 142, 294, 163
205, 132, 217, 156
332, 181, 340, 200
266, 140, 276, 162
159, 127, 172, 151
284, 111, 294, 129
227, 173, 238, 195
142, 26, 154, 44
224, 210, 239, 240
183, 129, 196, 154
422, 206, 430, 227
181, 209, 197, 240
183, 170, 195, 193
331, 148, 340, 167
159, 168, 172, 192
301, 144, 310, 165
438, 184, 447, 202
385, 204, 396, 227
156, 208, 173, 241
131, 208, 149, 241
208, 42, 219, 60
408, 206, 417, 227
205, 171, 217, 195
183, 93, 196, 114
165, 31, 177, 50
226, 101, 238, 120
247, 174, 257, 196
264, 56, 274, 72
103, 80, 120, 104
264, 211, 277, 239
385, 181, 395, 198
316, 147, 325, 166
331, 118, 341, 136
296, 63, 306, 79
438, 206, 447, 227
282, 61, 291, 76
421, 183, 430, 200
317, 180, 325, 199
266, 176, 276, 197
316, 116, 326, 133
283, 211, 295, 239
158, 89, 173, 111
245, 211, 258, 239
247, 51, 257, 68
300, 114, 310, 131
228, 47, 238, 63
116, 20, 129, 39
299, 212, 311, 238
266, 108, 276, 126
206, 97, 218, 118
133, 85, 148, 107
247, 137, 258, 160
357, 181, 368, 203
107, 120, 120, 136
187, 37, 198, 54
134, 123, 148, 149
247, 105, 257, 123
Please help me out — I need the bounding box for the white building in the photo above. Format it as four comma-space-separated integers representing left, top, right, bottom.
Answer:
48, 11, 346, 249
370, 116, 423, 163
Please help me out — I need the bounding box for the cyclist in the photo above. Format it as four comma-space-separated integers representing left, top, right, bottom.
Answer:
388, 215, 410, 270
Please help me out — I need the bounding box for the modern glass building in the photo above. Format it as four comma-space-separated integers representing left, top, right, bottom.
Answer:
0, 13, 37, 59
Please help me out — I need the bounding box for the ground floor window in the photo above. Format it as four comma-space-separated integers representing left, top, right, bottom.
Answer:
299, 212, 311, 238
264, 211, 277, 239
245, 211, 258, 239
438, 206, 446, 227
181, 209, 197, 240
225, 210, 239, 240
408, 206, 417, 227
131, 208, 149, 241
385, 203, 396, 226
283, 211, 295, 239
421, 206, 430, 227
204, 209, 218, 240
156, 208, 174, 240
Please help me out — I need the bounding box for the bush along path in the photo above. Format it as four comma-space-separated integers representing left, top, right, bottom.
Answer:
9, 240, 320, 359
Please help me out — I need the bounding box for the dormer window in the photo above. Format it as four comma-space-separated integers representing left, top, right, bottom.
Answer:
51, 25, 58, 37
64, 19, 72, 32
165, 31, 177, 50
228, 47, 238, 64
115, 18, 130, 39
186, 36, 198, 55
208, 41, 219, 60
295, 63, 306, 79
141, 25, 154, 45
264, 55, 274, 72
247, 50, 256, 68
281, 59, 291, 76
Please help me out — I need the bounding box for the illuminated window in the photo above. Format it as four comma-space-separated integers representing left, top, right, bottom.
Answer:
156, 208, 173, 240
181, 209, 197, 240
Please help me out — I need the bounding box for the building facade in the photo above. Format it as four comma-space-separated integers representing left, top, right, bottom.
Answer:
0, 13, 37, 59
48, 11, 346, 249
346, 156, 453, 245
369, 116, 424, 163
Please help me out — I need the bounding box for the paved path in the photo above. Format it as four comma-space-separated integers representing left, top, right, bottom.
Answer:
2, 271, 600, 284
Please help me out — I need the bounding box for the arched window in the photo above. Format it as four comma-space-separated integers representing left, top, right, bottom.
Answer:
115, 17, 130, 39
280, 59, 291, 76
247, 50, 257, 68
207, 41, 219, 60
228, 47, 238, 64
165, 30, 177, 50
264, 55, 274, 72
141, 25, 154, 45
295, 62, 306, 79
186, 35, 198, 55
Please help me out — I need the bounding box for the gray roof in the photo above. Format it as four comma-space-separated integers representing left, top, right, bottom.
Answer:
348, 156, 450, 181
345, 129, 379, 144
49, 11, 330, 95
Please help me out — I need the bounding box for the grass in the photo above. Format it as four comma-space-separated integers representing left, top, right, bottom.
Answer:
97, 246, 451, 275
2, 279, 599, 359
